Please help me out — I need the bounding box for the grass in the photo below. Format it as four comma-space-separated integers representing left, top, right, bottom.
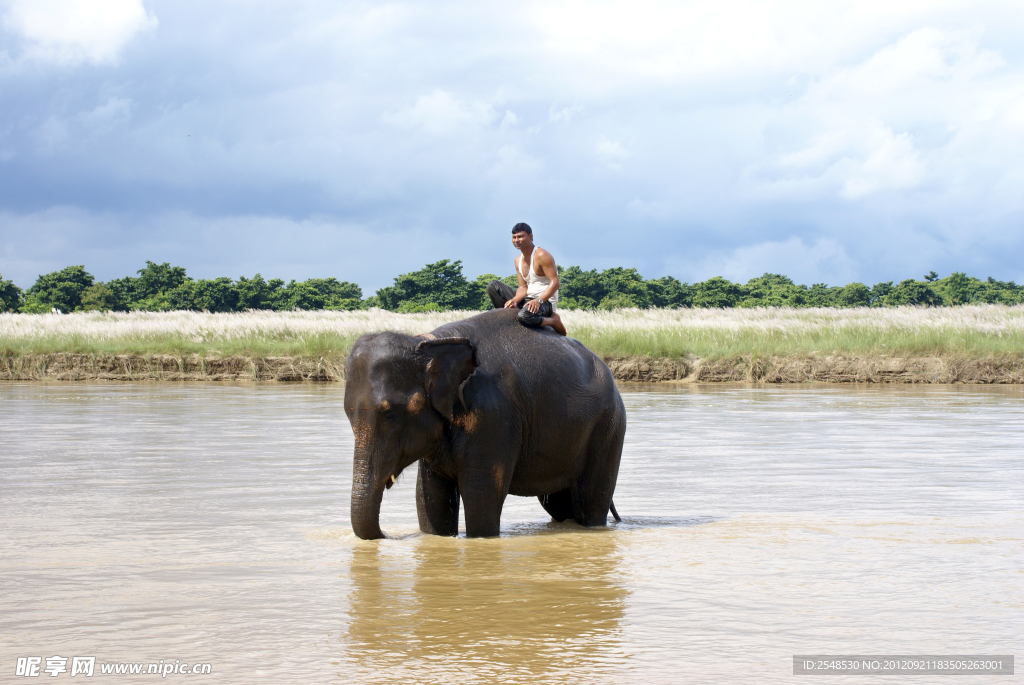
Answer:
2, 306, 1023, 361
567, 306, 1024, 359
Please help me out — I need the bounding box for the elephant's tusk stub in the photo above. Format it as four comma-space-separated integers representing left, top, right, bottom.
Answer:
386, 474, 396, 489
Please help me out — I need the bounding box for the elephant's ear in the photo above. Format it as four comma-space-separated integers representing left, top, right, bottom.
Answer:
415, 337, 478, 421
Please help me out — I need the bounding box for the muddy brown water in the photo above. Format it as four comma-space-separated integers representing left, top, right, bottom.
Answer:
1, 383, 1021, 683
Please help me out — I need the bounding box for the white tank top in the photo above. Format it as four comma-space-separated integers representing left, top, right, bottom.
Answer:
518, 249, 558, 303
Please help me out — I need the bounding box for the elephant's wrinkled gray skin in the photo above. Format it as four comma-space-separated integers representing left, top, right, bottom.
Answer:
345, 308, 626, 539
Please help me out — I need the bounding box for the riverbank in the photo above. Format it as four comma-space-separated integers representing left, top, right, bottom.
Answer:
3, 306, 1023, 383
4, 351, 1023, 384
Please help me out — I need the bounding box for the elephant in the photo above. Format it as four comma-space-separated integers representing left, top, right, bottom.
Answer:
344, 307, 626, 539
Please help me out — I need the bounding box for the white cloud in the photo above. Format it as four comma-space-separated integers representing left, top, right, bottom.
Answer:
80, 96, 132, 128
3, 0, 157, 66
500, 110, 518, 128
812, 28, 1003, 100
596, 138, 627, 169
32, 96, 132, 152
489, 144, 541, 178
838, 128, 923, 198
761, 123, 925, 199
627, 197, 669, 219
528, 0, 979, 89
383, 89, 496, 136
549, 103, 582, 124
33, 116, 69, 151
596, 138, 626, 158
747, 26, 1023, 203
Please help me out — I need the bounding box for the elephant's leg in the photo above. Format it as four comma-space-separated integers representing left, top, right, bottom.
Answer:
416, 461, 460, 537
571, 419, 625, 527
458, 468, 507, 538
538, 488, 573, 522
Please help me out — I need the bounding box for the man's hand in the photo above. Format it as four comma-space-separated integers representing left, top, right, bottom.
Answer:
504, 298, 519, 309
524, 299, 541, 313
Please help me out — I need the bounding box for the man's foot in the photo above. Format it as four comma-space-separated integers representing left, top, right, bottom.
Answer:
542, 312, 567, 336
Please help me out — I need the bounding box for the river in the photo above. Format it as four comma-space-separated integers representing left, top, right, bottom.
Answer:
1, 383, 1021, 683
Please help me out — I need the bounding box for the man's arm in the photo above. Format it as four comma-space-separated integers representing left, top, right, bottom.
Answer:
523, 249, 559, 313
504, 257, 529, 308
534, 250, 560, 301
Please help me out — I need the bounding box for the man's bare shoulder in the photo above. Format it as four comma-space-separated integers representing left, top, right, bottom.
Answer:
534, 247, 556, 264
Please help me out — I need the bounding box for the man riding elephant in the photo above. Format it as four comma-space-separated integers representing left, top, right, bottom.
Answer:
486, 222, 567, 336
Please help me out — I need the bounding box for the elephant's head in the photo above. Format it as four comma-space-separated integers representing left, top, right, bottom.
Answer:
344, 332, 477, 540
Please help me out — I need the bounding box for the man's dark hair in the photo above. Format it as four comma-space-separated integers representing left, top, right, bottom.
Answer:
512, 222, 532, 235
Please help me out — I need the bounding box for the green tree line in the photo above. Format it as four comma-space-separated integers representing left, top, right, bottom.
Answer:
0, 262, 362, 314
1, 261, 1022, 314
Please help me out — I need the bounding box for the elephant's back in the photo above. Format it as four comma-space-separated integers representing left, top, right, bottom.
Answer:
434, 309, 623, 493
432, 309, 619, 409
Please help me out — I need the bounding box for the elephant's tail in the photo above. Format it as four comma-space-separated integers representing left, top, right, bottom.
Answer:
609, 500, 621, 523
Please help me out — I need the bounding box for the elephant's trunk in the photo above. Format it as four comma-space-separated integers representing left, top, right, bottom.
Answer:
351, 454, 387, 540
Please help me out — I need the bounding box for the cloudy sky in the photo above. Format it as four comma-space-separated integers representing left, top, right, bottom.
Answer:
2, 0, 1023, 293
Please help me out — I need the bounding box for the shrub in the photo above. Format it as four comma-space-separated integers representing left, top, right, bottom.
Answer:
0, 273, 23, 312
276, 281, 324, 310
235, 274, 276, 310
398, 301, 443, 313
870, 281, 893, 305
803, 283, 840, 307
598, 293, 639, 309
984, 277, 1024, 305
25, 265, 95, 313
109, 261, 189, 308
691, 276, 742, 308
646, 275, 692, 308
193, 278, 241, 312
883, 279, 943, 306
326, 298, 364, 311
80, 283, 121, 311
740, 273, 805, 307
558, 266, 609, 306
375, 259, 479, 311
598, 268, 651, 308
559, 295, 597, 310
19, 296, 54, 314
161, 283, 198, 311
834, 282, 871, 307
472, 274, 503, 310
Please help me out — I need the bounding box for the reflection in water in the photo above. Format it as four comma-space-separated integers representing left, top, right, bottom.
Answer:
342, 531, 628, 683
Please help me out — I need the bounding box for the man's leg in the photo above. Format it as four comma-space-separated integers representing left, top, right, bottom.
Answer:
516, 299, 547, 327
542, 311, 567, 336
517, 300, 567, 336
487, 280, 517, 309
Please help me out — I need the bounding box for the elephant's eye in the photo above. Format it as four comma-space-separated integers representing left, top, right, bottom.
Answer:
383, 410, 399, 423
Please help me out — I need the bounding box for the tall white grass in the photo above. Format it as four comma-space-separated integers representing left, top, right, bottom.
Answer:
563, 305, 1024, 335
2, 305, 1022, 357
563, 305, 1024, 358
0, 308, 469, 343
